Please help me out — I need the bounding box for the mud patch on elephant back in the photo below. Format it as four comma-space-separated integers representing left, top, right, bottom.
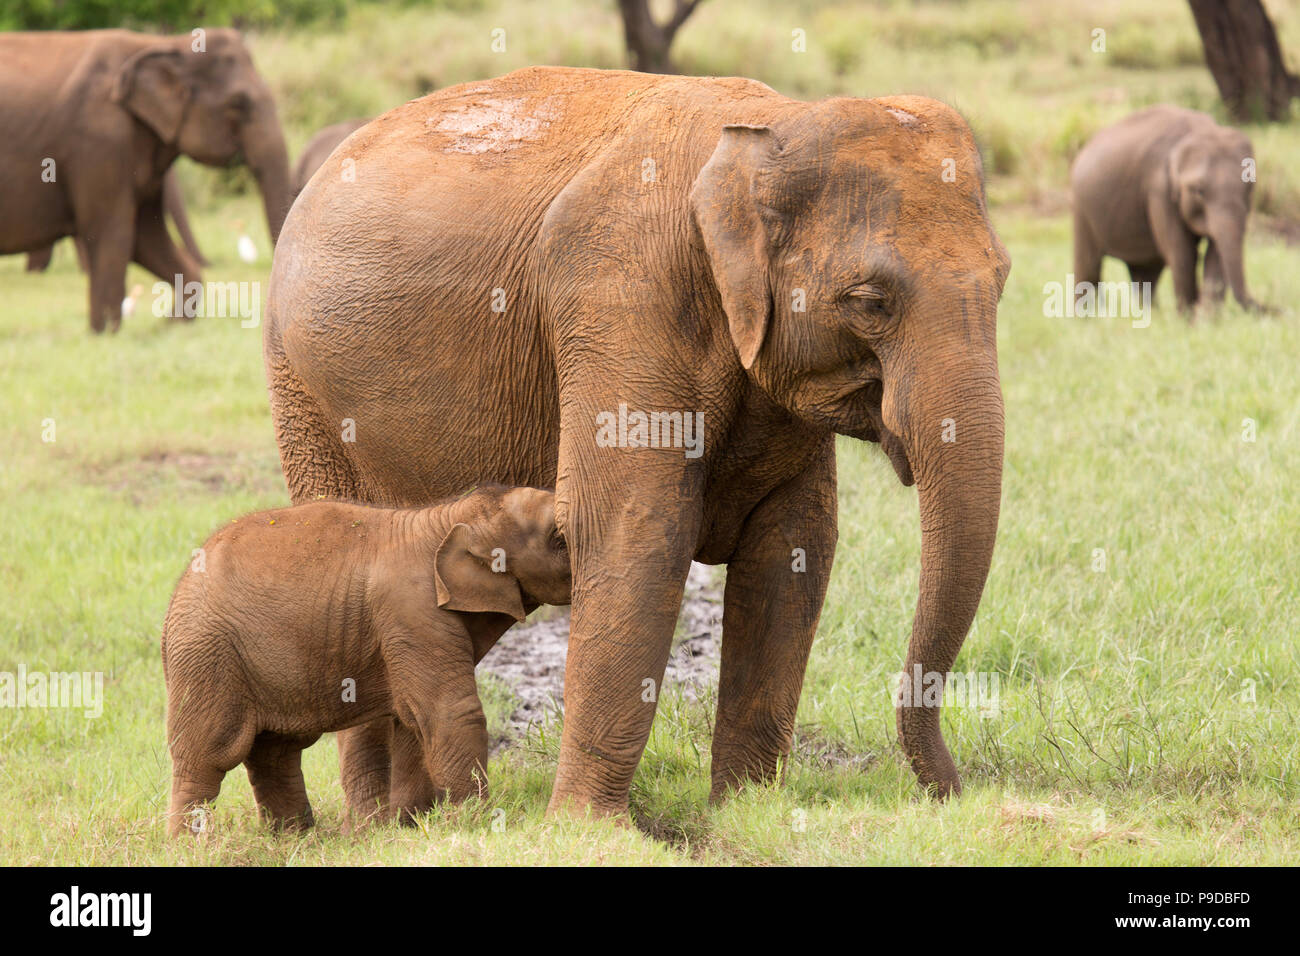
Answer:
480, 562, 724, 745
86, 448, 286, 503
429, 96, 557, 154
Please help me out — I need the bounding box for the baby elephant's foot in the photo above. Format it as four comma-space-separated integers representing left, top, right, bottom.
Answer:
342, 802, 395, 836
259, 805, 316, 832
168, 803, 218, 839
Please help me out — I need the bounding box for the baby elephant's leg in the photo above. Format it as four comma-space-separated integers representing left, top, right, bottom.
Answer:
339, 719, 396, 832
245, 732, 320, 831
166, 683, 253, 838
168, 763, 226, 838
425, 693, 490, 804
390, 721, 437, 825
386, 629, 490, 808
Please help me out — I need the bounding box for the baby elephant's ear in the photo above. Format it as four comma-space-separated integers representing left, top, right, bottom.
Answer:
434, 523, 527, 623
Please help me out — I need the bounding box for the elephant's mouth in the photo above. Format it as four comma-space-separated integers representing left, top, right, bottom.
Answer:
846, 379, 915, 487
880, 429, 915, 487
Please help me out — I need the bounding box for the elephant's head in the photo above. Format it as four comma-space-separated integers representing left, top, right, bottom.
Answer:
1168, 126, 1256, 307
111, 28, 291, 243
691, 96, 1010, 796
435, 487, 572, 622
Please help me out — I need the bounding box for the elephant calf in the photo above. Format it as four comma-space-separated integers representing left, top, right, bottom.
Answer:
161, 485, 570, 837
1071, 105, 1260, 314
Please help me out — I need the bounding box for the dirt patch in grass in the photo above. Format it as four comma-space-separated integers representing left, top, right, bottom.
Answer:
481, 562, 724, 740
87, 448, 286, 503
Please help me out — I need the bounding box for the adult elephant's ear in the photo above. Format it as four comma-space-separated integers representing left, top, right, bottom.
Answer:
689, 125, 780, 370
435, 523, 527, 623
112, 47, 190, 145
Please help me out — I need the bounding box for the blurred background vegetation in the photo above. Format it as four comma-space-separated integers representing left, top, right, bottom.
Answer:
1, 1, 1295, 218
6, 0, 1293, 234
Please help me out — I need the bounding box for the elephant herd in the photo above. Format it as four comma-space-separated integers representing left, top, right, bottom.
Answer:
0, 26, 1267, 829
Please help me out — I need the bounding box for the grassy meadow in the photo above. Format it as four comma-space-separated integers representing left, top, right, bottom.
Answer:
1, 0, 1298, 865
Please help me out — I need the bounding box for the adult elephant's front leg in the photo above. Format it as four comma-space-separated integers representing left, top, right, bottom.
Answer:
711, 444, 837, 800
549, 447, 702, 817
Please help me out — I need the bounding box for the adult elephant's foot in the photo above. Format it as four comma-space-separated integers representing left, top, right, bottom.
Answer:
546, 715, 649, 820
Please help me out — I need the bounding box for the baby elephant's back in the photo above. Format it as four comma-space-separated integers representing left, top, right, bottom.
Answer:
162, 501, 385, 685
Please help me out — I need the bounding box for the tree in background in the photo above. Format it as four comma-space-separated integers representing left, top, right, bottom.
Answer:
1188, 0, 1300, 121
617, 0, 704, 74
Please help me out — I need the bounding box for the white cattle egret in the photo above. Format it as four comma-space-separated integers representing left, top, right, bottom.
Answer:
121, 283, 144, 319
237, 234, 258, 263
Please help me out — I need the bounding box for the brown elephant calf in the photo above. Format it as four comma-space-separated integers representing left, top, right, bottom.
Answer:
161, 485, 570, 837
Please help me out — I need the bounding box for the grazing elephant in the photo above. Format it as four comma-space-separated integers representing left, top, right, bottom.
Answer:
163, 485, 571, 837
24, 167, 209, 273
265, 67, 1010, 819
291, 118, 369, 200
0, 29, 291, 332
1071, 105, 1259, 313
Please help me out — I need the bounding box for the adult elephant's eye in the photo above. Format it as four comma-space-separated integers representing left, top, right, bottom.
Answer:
844, 283, 894, 327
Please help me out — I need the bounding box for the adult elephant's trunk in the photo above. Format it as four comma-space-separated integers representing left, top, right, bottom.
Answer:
1208, 205, 1252, 309
241, 102, 292, 244
883, 333, 1005, 797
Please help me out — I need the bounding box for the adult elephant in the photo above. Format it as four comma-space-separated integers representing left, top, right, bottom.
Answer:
291, 118, 369, 201
0, 29, 290, 332
25, 167, 209, 273
1071, 105, 1260, 313
265, 67, 1010, 819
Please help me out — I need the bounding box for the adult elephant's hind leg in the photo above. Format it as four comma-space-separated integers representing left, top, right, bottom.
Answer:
133, 197, 202, 300
711, 444, 836, 801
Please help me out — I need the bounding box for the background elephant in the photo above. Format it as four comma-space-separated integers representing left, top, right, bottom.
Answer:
291, 118, 369, 201
0, 29, 290, 332
1071, 105, 1259, 313
24, 167, 209, 273
265, 66, 1010, 819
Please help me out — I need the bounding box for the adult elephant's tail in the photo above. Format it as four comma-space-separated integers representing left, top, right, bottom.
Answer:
263, 319, 366, 505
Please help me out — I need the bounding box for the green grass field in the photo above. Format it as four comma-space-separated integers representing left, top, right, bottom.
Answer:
2, 0, 1298, 865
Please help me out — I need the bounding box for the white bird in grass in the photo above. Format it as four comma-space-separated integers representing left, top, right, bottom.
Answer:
234, 219, 258, 263
121, 284, 144, 320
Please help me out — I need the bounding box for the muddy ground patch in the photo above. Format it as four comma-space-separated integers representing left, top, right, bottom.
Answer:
481, 561, 724, 745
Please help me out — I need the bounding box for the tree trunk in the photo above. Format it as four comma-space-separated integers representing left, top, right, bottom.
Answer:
617, 0, 703, 74
1188, 0, 1300, 122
